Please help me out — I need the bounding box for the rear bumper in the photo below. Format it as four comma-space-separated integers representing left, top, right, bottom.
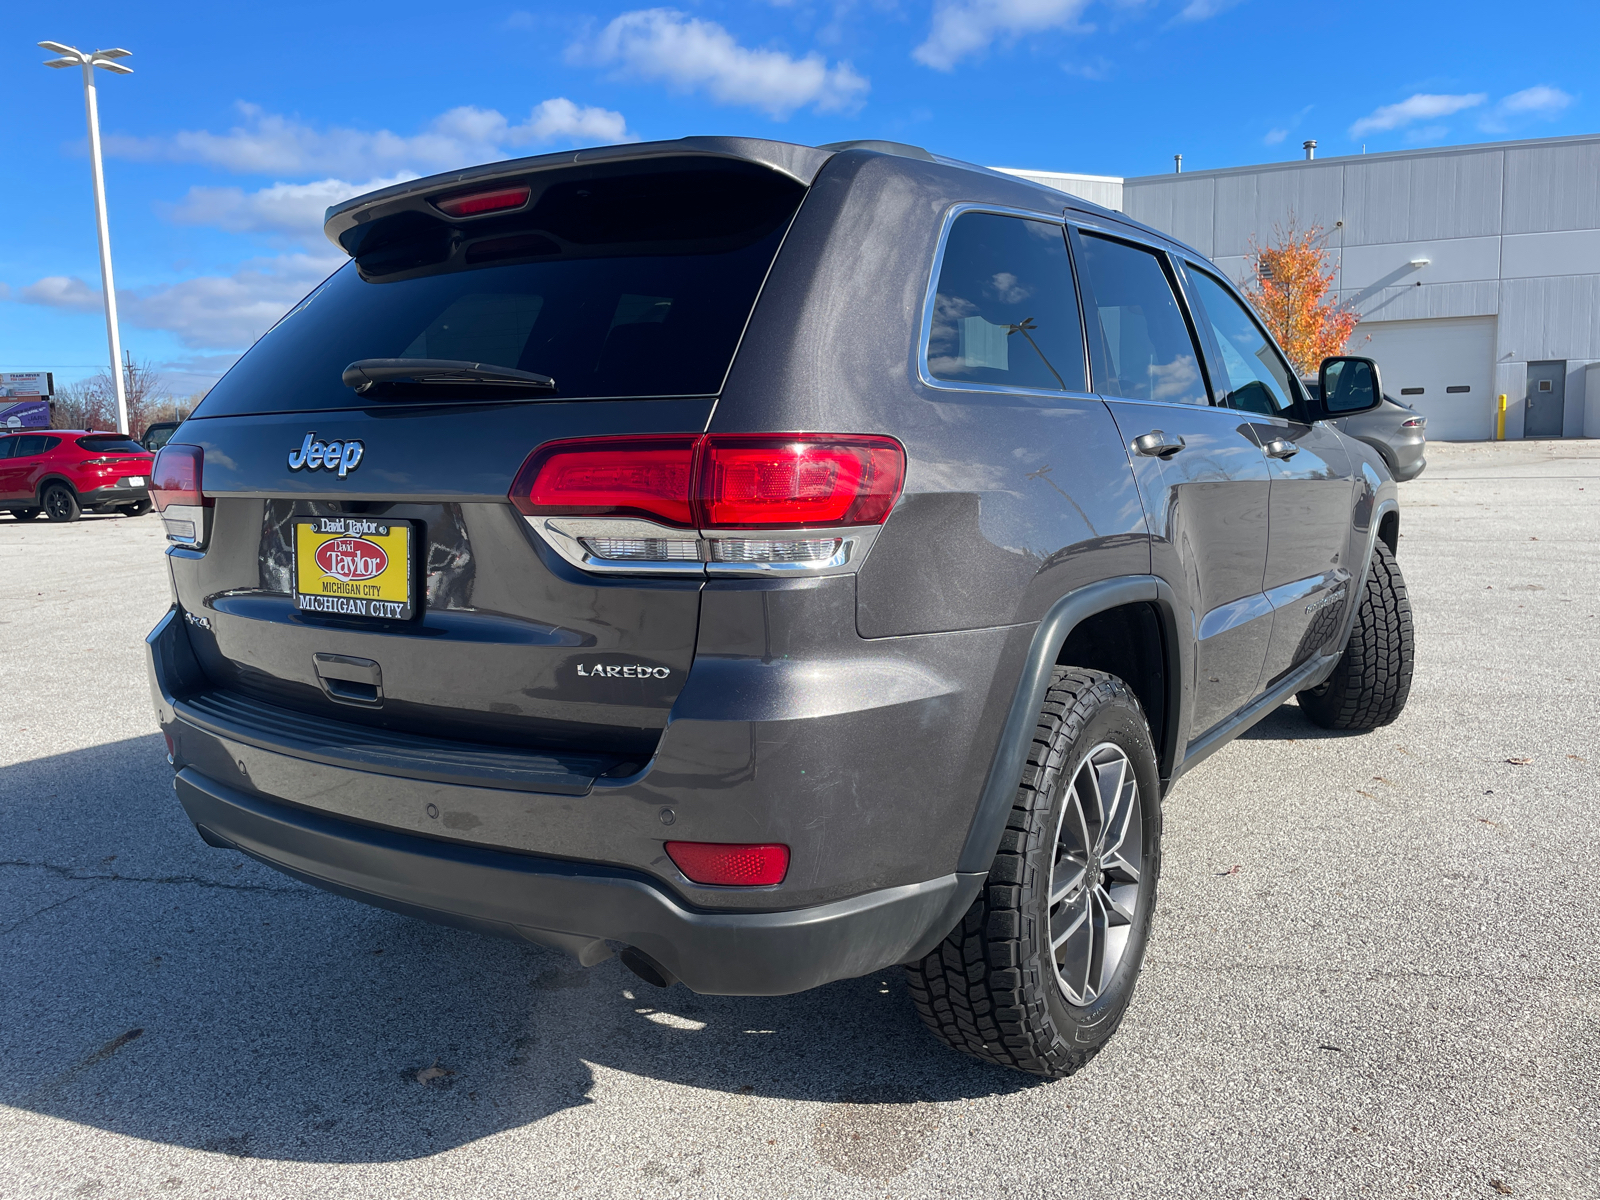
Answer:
79, 482, 150, 507
174, 766, 977, 995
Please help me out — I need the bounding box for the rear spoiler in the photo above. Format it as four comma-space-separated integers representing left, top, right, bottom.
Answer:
322, 136, 835, 252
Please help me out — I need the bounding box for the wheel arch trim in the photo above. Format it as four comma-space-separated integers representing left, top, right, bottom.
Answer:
956, 575, 1181, 874
33, 473, 80, 504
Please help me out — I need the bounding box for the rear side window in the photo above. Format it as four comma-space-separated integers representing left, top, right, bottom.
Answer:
77, 435, 146, 454
1074, 233, 1207, 407
194, 160, 806, 417
926, 212, 1086, 394
1183, 267, 1299, 416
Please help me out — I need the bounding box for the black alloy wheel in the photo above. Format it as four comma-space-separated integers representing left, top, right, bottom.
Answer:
11, 507, 41, 521
117, 499, 153, 517
43, 484, 81, 522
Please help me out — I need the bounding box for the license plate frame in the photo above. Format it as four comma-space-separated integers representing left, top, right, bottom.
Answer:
294, 516, 415, 621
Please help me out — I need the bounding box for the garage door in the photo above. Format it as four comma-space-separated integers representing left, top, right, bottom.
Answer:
1350, 316, 1497, 441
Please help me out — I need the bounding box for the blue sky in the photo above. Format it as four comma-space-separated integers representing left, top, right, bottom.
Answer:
2, 0, 1591, 395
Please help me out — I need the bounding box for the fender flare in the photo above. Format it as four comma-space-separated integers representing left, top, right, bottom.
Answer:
33, 474, 79, 505
956, 575, 1182, 874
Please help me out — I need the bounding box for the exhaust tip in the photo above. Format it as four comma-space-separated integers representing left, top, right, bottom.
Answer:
619, 946, 678, 989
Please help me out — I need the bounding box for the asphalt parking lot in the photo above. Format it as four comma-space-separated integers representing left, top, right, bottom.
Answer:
1, 440, 1596, 1200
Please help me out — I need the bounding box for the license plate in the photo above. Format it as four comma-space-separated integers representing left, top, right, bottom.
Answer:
126, 476, 146, 487
294, 517, 414, 620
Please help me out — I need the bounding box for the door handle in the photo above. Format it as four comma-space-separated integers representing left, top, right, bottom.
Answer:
1132, 430, 1186, 458
1262, 438, 1298, 460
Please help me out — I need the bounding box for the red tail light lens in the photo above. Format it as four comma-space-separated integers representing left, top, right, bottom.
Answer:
666, 842, 790, 886
151, 444, 208, 511
510, 434, 904, 530
699, 435, 903, 528
432, 185, 531, 217
511, 437, 698, 527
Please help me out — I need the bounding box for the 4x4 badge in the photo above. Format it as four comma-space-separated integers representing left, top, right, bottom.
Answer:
287, 432, 364, 478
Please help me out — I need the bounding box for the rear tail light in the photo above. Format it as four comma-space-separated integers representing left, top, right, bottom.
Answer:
1401, 417, 1426, 429
512, 436, 698, 527
432, 184, 531, 218
511, 434, 904, 532
151, 444, 211, 545
665, 842, 789, 886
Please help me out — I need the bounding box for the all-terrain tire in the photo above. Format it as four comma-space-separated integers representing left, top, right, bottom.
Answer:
905, 668, 1162, 1079
43, 484, 80, 522
1297, 541, 1414, 730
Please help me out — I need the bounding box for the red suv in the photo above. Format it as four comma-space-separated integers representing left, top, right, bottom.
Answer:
0, 430, 154, 521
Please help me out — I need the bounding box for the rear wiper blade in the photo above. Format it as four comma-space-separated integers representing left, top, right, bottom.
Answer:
342, 358, 555, 394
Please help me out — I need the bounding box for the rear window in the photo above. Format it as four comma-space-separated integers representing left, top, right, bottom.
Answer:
77, 435, 146, 454
195, 159, 806, 418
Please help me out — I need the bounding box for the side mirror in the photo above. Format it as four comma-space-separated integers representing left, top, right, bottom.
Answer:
1316, 356, 1384, 416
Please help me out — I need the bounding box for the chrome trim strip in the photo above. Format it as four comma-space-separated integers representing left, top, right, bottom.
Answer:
523, 516, 881, 578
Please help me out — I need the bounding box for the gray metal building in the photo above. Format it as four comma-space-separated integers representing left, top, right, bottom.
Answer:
997, 134, 1600, 441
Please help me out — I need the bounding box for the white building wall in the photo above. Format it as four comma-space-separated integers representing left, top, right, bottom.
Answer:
1118, 134, 1600, 439
989, 168, 1124, 211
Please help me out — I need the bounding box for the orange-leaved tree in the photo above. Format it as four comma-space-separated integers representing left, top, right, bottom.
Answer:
1243, 222, 1357, 377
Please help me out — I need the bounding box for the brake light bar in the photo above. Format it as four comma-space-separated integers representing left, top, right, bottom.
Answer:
510, 434, 905, 531
432, 185, 531, 218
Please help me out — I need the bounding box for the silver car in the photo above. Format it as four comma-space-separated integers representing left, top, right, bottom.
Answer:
1305, 384, 1427, 481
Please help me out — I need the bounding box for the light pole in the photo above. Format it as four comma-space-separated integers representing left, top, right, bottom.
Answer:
40, 40, 133, 435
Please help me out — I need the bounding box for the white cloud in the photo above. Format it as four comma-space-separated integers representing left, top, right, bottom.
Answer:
1174, 0, 1244, 19
166, 174, 417, 240
1263, 127, 1287, 145
20, 276, 103, 312
577, 9, 868, 117
1498, 84, 1573, 116
105, 99, 634, 177
915, 0, 1092, 71
121, 254, 341, 350
524, 97, 633, 142
158, 354, 243, 397
1348, 92, 1486, 137
1480, 84, 1575, 132
1062, 56, 1112, 80
13, 255, 340, 351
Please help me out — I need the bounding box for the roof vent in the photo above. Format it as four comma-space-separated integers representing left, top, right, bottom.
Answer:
816, 139, 935, 162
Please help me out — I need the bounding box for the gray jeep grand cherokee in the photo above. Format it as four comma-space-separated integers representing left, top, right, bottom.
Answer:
145, 136, 1413, 1078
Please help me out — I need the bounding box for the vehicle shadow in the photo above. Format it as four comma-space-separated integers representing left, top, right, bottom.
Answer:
1237, 700, 1370, 742
0, 736, 1040, 1164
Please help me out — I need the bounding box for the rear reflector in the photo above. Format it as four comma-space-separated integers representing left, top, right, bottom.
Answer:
432, 185, 531, 218
151, 444, 207, 512
510, 434, 904, 531
665, 842, 790, 886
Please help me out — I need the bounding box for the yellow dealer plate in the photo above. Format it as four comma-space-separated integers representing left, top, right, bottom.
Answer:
294, 516, 414, 621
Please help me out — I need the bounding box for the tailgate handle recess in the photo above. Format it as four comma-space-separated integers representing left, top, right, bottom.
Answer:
313, 653, 383, 708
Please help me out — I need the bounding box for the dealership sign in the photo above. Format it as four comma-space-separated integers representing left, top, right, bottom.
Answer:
0, 373, 54, 429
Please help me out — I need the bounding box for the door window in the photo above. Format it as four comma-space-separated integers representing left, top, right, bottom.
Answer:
0, 437, 17, 459
1184, 268, 1299, 417
926, 212, 1086, 393
11, 435, 57, 457
1074, 233, 1207, 406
